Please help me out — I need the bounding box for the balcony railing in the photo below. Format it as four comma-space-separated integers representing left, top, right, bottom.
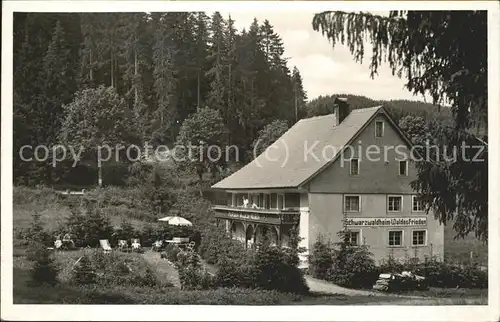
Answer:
213, 205, 300, 225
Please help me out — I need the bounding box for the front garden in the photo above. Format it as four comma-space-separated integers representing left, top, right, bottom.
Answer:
12, 186, 488, 305
308, 233, 488, 294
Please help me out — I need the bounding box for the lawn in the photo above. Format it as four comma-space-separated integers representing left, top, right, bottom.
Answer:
13, 186, 151, 235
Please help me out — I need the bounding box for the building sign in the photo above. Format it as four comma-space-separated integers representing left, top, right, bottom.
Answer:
344, 217, 427, 227
228, 212, 262, 221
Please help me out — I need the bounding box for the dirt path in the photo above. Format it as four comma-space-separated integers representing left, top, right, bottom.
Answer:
304, 276, 434, 300
142, 250, 181, 288
305, 276, 382, 296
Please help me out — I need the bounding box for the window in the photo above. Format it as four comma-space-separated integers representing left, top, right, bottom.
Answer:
264, 194, 271, 209
350, 158, 359, 175
277, 194, 285, 209
345, 231, 360, 245
388, 230, 403, 246
399, 160, 408, 176
412, 195, 424, 212
258, 193, 265, 208
270, 194, 278, 209
412, 230, 426, 246
249, 194, 260, 208
236, 193, 246, 207
344, 195, 360, 212
388, 195, 403, 212
375, 121, 384, 137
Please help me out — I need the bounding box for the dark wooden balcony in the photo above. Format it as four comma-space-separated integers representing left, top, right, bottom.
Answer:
213, 205, 300, 225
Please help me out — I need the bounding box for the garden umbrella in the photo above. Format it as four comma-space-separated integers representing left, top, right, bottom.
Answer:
157, 216, 192, 226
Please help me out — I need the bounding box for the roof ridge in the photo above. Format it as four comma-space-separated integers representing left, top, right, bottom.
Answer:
298, 105, 383, 123
298, 113, 334, 122
351, 105, 383, 112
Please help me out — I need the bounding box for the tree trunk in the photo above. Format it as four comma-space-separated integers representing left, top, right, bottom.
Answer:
98, 164, 103, 187
134, 50, 138, 105
197, 70, 200, 109
111, 52, 114, 88
89, 48, 94, 82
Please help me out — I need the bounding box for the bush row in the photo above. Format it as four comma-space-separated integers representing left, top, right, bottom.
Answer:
192, 226, 310, 294
309, 234, 488, 290
18, 208, 199, 249
378, 256, 488, 289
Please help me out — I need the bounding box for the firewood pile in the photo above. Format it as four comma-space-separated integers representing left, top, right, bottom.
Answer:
373, 271, 429, 292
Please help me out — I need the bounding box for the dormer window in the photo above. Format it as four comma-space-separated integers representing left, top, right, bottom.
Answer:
375, 121, 384, 137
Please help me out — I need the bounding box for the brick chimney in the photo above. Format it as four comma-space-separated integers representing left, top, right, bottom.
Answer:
333, 97, 349, 126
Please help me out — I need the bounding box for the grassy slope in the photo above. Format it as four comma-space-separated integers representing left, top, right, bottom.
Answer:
13, 186, 151, 233
443, 224, 488, 265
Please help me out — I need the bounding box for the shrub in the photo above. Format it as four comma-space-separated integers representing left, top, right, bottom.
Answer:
327, 231, 378, 289
376, 255, 488, 289
413, 257, 488, 288
176, 249, 215, 290
178, 265, 215, 290
26, 243, 59, 286
214, 258, 254, 289
198, 225, 249, 266
64, 206, 114, 247
379, 255, 406, 273
127, 162, 154, 187
72, 255, 96, 285
249, 245, 309, 294
164, 244, 181, 263
309, 236, 334, 279
143, 166, 177, 214
114, 218, 137, 242
19, 213, 52, 247
140, 223, 157, 247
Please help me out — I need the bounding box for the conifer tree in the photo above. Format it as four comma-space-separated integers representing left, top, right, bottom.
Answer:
152, 13, 178, 145
207, 12, 228, 115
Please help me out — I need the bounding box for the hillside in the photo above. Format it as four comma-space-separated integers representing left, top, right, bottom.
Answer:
306, 94, 452, 122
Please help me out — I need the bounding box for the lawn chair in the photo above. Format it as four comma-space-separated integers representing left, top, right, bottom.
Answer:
186, 241, 196, 250
131, 238, 143, 253
118, 240, 129, 252
99, 239, 112, 253
152, 240, 163, 252
54, 239, 63, 250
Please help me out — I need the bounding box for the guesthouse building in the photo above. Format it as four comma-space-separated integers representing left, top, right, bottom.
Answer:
211, 98, 444, 267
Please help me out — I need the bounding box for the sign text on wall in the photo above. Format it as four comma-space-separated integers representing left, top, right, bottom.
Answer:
228, 212, 261, 221
344, 217, 427, 227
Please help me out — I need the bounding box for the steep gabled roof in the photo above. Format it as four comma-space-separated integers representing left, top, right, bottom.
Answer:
212, 106, 384, 190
